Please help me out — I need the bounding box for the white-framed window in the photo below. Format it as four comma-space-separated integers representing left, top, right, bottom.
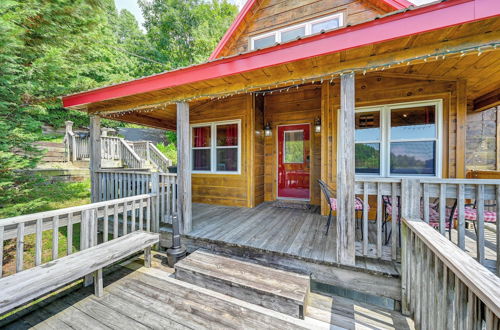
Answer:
250, 13, 343, 50
191, 120, 241, 174
354, 100, 443, 178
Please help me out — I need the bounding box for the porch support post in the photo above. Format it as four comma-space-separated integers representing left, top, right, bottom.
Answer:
336, 72, 356, 266
89, 115, 101, 203
176, 102, 192, 234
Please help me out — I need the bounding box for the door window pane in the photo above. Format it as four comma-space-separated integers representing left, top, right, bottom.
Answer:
391, 106, 436, 140
355, 143, 380, 174
253, 34, 275, 49
311, 18, 340, 33
390, 141, 436, 175
284, 131, 304, 163
216, 124, 238, 146
193, 126, 211, 147
356, 111, 381, 141
216, 148, 238, 171
193, 149, 211, 171
281, 26, 306, 42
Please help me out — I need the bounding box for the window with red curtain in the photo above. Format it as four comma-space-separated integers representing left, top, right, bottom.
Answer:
216, 123, 238, 172
191, 121, 240, 173
192, 126, 211, 171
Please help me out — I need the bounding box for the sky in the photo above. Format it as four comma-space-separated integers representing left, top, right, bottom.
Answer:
115, 0, 435, 32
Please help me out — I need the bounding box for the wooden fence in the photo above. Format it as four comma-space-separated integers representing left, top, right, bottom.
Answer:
0, 194, 154, 279
401, 217, 500, 329
129, 141, 172, 172
96, 170, 177, 224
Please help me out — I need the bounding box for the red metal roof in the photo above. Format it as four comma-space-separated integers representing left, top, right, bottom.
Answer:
62, 0, 500, 109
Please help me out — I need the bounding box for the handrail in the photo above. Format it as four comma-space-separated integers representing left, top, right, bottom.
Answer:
148, 142, 171, 172
403, 217, 500, 316
119, 138, 145, 169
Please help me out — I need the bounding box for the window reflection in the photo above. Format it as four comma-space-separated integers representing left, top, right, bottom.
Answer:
355, 143, 380, 174
355, 111, 380, 142
390, 141, 436, 175
253, 35, 275, 49
281, 26, 306, 42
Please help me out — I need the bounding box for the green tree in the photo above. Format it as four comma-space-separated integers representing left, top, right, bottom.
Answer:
139, 0, 238, 70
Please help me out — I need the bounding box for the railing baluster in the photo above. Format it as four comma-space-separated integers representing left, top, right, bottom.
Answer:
439, 183, 447, 235
113, 203, 119, 239
131, 200, 136, 232
423, 183, 430, 223
52, 215, 59, 260
16, 223, 25, 272
391, 182, 398, 260
476, 184, 485, 264
103, 205, 109, 243
376, 182, 382, 258
146, 197, 151, 232
35, 218, 42, 265
67, 213, 73, 255
123, 202, 128, 236
457, 184, 465, 249
362, 182, 368, 255
139, 198, 144, 230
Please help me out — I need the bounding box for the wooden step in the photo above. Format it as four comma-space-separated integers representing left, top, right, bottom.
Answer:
175, 249, 310, 319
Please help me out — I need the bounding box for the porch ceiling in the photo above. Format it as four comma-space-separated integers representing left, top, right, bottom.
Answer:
75, 15, 499, 129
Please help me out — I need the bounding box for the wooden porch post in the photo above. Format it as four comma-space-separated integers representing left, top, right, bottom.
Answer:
89, 115, 101, 203
176, 102, 192, 234
336, 73, 356, 266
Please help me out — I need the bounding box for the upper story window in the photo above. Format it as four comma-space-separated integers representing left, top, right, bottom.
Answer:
355, 100, 443, 178
191, 120, 241, 174
250, 13, 343, 50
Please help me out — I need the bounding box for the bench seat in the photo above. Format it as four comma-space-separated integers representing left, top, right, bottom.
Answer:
0, 231, 159, 315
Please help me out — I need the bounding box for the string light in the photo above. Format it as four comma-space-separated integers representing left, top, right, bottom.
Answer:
101, 42, 498, 118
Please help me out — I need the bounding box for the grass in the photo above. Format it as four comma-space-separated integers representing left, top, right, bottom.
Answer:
1, 179, 91, 277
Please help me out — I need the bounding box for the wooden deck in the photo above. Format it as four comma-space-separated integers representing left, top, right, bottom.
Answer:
189, 202, 398, 274
3, 258, 414, 330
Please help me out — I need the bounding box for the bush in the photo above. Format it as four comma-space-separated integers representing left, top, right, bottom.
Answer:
156, 142, 177, 165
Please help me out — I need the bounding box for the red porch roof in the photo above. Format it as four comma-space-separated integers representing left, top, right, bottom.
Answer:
62, 0, 500, 109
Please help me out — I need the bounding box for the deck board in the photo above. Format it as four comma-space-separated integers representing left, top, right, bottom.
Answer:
5, 262, 413, 330
190, 202, 397, 275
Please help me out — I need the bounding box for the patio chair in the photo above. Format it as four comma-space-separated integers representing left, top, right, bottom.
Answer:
318, 180, 368, 236
447, 200, 497, 236
383, 196, 453, 243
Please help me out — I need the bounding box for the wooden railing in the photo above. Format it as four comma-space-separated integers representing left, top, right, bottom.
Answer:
0, 194, 154, 279
101, 136, 122, 161
130, 141, 172, 172
354, 178, 402, 261
64, 132, 89, 161
401, 217, 500, 329
96, 170, 177, 224
120, 139, 145, 169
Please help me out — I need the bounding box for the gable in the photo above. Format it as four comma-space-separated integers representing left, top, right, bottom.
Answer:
210, 0, 410, 59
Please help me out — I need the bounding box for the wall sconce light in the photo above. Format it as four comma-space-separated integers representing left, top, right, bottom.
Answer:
315, 117, 321, 133
264, 122, 272, 136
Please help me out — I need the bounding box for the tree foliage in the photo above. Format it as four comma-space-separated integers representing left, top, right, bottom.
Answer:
0, 0, 237, 208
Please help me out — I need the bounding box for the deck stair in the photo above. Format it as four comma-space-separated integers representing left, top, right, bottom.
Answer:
174, 249, 311, 319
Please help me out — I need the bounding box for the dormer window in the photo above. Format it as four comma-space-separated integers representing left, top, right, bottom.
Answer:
250, 13, 343, 50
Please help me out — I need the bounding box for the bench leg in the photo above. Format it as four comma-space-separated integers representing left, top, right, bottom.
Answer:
144, 246, 152, 268
94, 269, 103, 297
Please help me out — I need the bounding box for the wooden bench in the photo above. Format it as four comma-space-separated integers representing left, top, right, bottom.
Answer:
0, 231, 159, 315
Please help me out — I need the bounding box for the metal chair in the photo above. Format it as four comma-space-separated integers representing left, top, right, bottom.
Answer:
318, 180, 366, 237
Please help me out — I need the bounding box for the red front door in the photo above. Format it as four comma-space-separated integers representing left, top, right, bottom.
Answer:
277, 124, 310, 200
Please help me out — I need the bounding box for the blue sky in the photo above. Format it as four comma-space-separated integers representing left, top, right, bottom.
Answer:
115, 0, 433, 31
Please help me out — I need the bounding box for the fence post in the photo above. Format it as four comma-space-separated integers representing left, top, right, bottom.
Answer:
65, 121, 76, 162
90, 116, 102, 203
151, 172, 160, 232
81, 208, 97, 286
400, 178, 420, 315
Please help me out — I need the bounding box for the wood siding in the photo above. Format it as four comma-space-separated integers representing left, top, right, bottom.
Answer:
217, 0, 385, 58
190, 94, 254, 207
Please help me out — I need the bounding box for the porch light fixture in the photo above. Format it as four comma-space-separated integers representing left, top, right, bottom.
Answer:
315, 117, 321, 133
264, 122, 272, 136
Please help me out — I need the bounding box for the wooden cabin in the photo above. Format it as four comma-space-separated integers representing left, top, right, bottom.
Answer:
1, 0, 499, 328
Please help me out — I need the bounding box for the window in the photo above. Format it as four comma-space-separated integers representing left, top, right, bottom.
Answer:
191, 120, 241, 173
355, 100, 442, 177
284, 130, 304, 163
250, 13, 343, 50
